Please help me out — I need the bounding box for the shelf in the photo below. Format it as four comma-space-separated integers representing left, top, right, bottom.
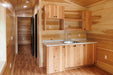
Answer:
64, 18, 83, 21
65, 28, 83, 31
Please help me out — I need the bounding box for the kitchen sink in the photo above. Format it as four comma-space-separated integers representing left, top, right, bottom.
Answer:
64, 41, 80, 44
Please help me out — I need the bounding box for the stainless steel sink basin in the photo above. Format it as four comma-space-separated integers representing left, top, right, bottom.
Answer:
64, 41, 80, 44
64, 41, 73, 44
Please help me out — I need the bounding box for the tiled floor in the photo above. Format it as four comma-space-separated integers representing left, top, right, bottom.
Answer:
13, 45, 112, 75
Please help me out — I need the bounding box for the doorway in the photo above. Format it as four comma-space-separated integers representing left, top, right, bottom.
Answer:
18, 17, 32, 56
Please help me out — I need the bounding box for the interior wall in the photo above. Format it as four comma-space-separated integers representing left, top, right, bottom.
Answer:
18, 17, 31, 45
2, 8, 16, 75
37, 0, 87, 67
87, 0, 113, 74
16, 9, 33, 17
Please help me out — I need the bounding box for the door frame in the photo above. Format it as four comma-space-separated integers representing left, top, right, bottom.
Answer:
16, 17, 33, 54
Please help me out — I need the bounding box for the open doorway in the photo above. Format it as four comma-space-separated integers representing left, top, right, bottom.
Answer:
17, 17, 33, 56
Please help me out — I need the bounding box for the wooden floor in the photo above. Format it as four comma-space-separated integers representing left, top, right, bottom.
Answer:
13, 45, 112, 75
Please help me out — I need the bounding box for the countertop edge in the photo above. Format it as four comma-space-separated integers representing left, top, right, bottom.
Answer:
44, 42, 97, 47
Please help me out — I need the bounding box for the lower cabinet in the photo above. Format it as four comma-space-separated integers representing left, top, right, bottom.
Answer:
43, 44, 96, 74
43, 46, 65, 74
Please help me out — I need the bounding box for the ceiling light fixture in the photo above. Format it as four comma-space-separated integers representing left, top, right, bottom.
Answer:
0, 2, 12, 8
23, 5, 27, 8
26, 0, 29, 3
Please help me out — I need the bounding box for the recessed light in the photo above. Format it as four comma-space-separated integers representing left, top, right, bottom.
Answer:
0, 2, 12, 8
23, 5, 27, 8
26, 1, 29, 3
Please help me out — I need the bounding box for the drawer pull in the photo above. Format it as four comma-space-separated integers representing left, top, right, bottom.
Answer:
63, 46, 65, 48
73, 45, 76, 47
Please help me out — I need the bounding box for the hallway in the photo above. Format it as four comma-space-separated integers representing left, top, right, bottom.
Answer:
13, 45, 39, 75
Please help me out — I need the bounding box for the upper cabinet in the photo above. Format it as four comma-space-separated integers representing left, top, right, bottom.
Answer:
83, 11, 92, 30
44, 4, 92, 31
45, 5, 64, 19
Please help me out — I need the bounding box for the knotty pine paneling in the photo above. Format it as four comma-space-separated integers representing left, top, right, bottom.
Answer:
87, 0, 113, 74
2, 8, 16, 75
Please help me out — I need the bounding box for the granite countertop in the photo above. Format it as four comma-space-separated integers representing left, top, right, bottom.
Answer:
43, 40, 97, 47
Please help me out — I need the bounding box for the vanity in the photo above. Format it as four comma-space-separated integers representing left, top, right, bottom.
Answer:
43, 40, 96, 74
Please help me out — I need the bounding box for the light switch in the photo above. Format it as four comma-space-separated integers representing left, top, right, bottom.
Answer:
78, 34, 81, 37
49, 26, 51, 29
105, 55, 107, 60
11, 36, 13, 40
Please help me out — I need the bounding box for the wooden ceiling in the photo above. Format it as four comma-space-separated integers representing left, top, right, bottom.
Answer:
8, 0, 36, 11
2, 0, 102, 11
43, 0, 103, 7
69, 0, 103, 7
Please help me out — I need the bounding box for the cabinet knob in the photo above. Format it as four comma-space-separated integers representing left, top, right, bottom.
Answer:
63, 46, 65, 48
73, 45, 76, 47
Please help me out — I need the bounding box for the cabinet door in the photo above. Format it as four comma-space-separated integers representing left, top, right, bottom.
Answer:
57, 6, 64, 19
45, 5, 55, 19
46, 46, 65, 73
74, 45, 84, 66
83, 11, 92, 30
65, 45, 83, 68
45, 5, 64, 19
65, 45, 74, 68
83, 44, 95, 65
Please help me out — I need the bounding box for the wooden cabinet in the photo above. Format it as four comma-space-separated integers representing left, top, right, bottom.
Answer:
83, 11, 92, 30
43, 43, 95, 74
44, 5, 92, 31
45, 5, 64, 19
83, 44, 95, 65
43, 46, 65, 74
44, 4, 64, 30
65, 44, 95, 68
65, 45, 84, 68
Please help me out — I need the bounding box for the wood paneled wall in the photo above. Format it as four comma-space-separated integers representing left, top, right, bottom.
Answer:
87, 0, 113, 74
37, 0, 87, 67
18, 17, 31, 45
16, 9, 33, 17
2, 8, 16, 75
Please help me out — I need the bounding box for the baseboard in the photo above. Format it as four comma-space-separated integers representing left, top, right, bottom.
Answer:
11, 54, 17, 75
95, 61, 113, 74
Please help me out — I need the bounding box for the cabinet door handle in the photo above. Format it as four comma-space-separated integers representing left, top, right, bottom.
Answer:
54, 16, 57, 18
83, 44, 85, 46
63, 46, 65, 48
73, 45, 76, 47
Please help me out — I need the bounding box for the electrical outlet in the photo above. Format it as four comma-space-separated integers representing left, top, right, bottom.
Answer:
105, 55, 107, 60
10, 63, 12, 69
78, 34, 81, 37
49, 26, 51, 29
11, 36, 13, 40
23, 38, 25, 40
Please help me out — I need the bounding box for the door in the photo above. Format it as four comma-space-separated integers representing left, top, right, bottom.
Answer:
31, 17, 34, 56
35, 14, 37, 58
